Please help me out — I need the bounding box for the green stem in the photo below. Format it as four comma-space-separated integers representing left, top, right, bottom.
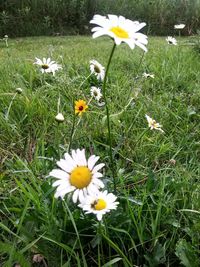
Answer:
68, 112, 76, 153
5, 93, 17, 120
134, 128, 149, 148
102, 43, 117, 192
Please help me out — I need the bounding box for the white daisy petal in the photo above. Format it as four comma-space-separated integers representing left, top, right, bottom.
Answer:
88, 155, 99, 170
49, 169, 69, 179
55, 187, 73, 198
52, 180, 68, 187
72, 189, 79, 203
57, 159, 72, 173
92, 163, 105, 173
93, 178, 104, 188
78, 189, 85, 203
64, 153, 77, 168
97, 213, 103, 221
93, 172, 103, 179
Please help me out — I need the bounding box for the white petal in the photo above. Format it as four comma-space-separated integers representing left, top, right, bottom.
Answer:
49, 169, 69, 179
64, 153, 77, 168
114, 37, 122, 45
78, 189, 85, 203
57, 159, 74, 173
88, 155, 99, 170
93, 178, 104, 188
93, 172, 103, 179
54, 187, 73, 198
52, 180, 66, 187
76, 149, 87, 166
72, 189, 79, 203
92, 29, 109, 39
97, 213, 103, 221
135, 40, 147, 52
124, 39, 135, 49
87, 183, 100, 194
92, 163, 105, 173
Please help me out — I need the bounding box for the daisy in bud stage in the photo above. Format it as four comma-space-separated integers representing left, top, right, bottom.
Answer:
166, 36, 177, 46
90, 14, 148, 51
75, 99, 88, 116
90, 86, 102, 101
79, 190, 119, 221
55, 113, 64, 123
90, 60, 105, 81
34, 57, 62, 75
49, 149, 105, 203
145, 114, 164, 133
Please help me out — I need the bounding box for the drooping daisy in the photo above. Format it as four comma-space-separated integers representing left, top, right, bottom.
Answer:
174, 24, 185, 30
90, 14, 148, 51
90, 86, 102, 101
15, 87, 23, 94
90, 60, 105, 81
145, 114, 164, 133
49, 149, 105, 203
34, 57, 62, 75
78, 190, 119, 221
55, 113, 64, 122
166, 36, 177, 46
143, 72, 155, 79
75, 100, 88, 116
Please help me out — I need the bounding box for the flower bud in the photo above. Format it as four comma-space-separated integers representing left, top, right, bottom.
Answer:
55, 113, 64, 122
16, 87, 23, 94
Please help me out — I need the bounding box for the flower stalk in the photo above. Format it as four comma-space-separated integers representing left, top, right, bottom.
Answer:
102, 43, 117, 192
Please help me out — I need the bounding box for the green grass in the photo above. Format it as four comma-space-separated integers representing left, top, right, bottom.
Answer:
0, 36, 200, 266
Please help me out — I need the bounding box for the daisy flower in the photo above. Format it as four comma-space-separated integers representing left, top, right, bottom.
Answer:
166, 36, 177, 45
90, 60, 105, 81
145, 114, 164, 133
34, 57, 62, 75
78, 190, 119, 221
143, 72, 155, 79
90, 14, 148, 51
49, 149, 105, 203
75, 99, 88, 116
90, 86, 102, 101
174, 24, 185, 30
15, 87, 23, 94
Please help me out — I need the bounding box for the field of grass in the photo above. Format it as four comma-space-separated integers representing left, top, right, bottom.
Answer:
0, 35, 200, 266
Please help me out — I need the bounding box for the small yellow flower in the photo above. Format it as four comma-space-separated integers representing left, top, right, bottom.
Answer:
75, 100, 88, 116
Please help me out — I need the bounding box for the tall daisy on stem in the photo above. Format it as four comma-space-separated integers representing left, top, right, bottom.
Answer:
90, 14, 148, 192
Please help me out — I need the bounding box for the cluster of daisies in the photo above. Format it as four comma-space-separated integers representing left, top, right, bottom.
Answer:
34, 58, 105, 120
49, 149, 119, 221
43, 14, 165, 220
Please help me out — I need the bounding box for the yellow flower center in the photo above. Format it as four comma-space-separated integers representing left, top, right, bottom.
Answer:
70, 166, 92, 189
110, 26, 129, 39
92, 199, 107, 210
42, 64, 49, 69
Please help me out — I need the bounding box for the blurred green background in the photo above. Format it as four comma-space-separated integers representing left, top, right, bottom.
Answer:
0, 0, 200, 37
